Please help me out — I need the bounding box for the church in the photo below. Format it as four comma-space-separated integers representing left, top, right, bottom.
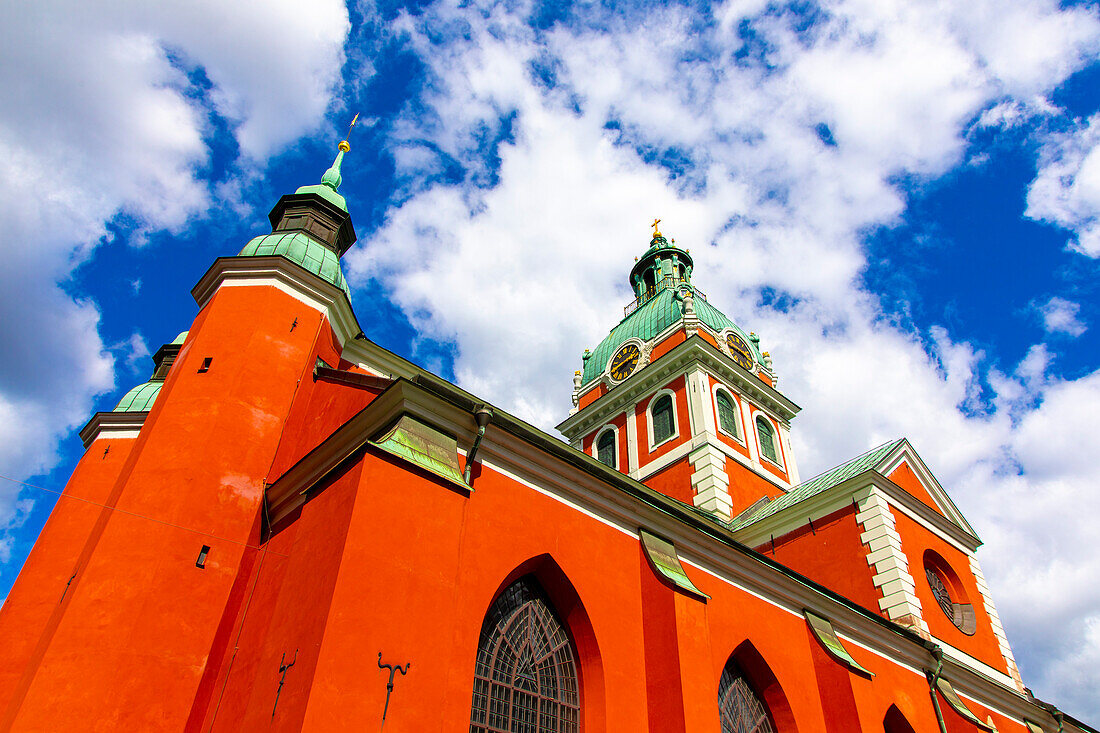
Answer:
0, 136, 1091, 732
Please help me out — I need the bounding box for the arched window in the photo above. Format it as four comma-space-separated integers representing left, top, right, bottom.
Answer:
716, 390, 740, 439
651, 394, 675, 445
470, 577, 579, 732
756, 416, 779, 464
596, 429, 616, 469
719, 659, 775, 733
884, 705, 917, 733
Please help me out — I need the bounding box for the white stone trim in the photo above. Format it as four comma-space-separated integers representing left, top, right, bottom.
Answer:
689, 443, 733, 520
192, 256, 360, 347
778, 423, 800, 485
686, 367, 715, 438
592, 424, 620, 470
856, 488, 929, 633
626, 409, 639, 474
645, 388, 680, 451
968, 553, 1025, 691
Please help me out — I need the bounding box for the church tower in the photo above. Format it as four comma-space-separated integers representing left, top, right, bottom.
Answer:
0, 138, 365, 730
557, 221, 801, 521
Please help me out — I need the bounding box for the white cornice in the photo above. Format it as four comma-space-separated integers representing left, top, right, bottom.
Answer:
557, 335, 799, 439
192, 256, 362, 347
78, 411, 147, 449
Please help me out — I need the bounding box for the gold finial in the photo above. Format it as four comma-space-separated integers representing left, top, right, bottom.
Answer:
650, 217, 662, 238
339, 112, 360, 152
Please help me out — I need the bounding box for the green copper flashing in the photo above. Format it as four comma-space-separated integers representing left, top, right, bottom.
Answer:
238, 232, 352, 300
369, 414, 469, 491
804, 609, 874, 677
640, 528, 709, 601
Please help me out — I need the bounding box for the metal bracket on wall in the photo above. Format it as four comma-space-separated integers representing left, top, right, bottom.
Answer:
377, 652, 410, 727
271, 649, 297, 719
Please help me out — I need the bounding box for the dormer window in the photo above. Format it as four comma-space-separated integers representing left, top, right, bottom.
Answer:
716, 390, 740, 439
756, 416, 779, 464
596, 429, 617, 469
924, 551, 977, 635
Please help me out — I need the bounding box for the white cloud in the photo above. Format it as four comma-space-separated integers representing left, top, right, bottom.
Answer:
1037, 297, 1087, 337
0, 0, 349, 483
1027, 114, 1100, 257
350, 0, 1100, 719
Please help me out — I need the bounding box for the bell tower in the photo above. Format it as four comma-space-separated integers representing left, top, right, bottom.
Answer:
557, 222, 801, 522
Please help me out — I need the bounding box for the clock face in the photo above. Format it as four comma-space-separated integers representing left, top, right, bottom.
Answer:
609, 343, 642, 381
726, 333, 754, 371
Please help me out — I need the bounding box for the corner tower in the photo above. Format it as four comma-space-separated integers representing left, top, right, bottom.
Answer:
0, 135, 366, 731
557, 221, 801, 521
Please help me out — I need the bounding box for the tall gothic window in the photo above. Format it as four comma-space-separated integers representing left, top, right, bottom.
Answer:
470, 577, 579, 733
716, 390, 740, 438
652, 394, 674, 445
718, 660, 775, 733
756, 416, 779, 464
596, 430, 616, 469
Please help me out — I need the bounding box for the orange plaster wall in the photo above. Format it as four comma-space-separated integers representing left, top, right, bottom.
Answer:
637, 376, 691, 466
578, 383, 607, 410
758, 505, 882, 611
650, 329, 686, 361
887, 462, 947, 518
891, 510, 1008, 673
727, 462, 787, 510
0, 437, 136, 714
643, 457, 695, 505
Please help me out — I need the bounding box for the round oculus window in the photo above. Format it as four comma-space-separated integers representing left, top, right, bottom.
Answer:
609, 343, 641, 381
726, 333, 754, 371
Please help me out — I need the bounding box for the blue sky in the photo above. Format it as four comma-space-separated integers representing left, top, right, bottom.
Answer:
2, 0, 1100, 721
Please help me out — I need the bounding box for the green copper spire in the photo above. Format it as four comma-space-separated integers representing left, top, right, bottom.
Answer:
295, 113, 359, 212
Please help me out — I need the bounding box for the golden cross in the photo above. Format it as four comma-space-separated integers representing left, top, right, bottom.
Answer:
650, 218, 661, 234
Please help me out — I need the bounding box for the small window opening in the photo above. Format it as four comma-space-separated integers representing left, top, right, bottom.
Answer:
756, 416, 779, 464
652, 394, 675, 445
716, 390, 740, 439
596, 430, 616, 469
196, 545, 210, 568
197, 357, 213, 373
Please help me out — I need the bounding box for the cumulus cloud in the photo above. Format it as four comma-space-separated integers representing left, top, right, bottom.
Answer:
1027, 113, 1100, 257
347, 0, 1100, 718
1036, 297, 1087, 337
0, 0, 349, 481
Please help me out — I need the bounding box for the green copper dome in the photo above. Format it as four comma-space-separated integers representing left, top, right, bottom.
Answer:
581, 288, 762, 385
238, 232, 352, 300
114, 381, 162, 412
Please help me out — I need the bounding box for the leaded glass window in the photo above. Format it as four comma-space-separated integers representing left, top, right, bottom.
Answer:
756, 416, 778, 464
596, 430, 616, 468
470, 577, 579, 733
652, 394, 674, 445
716, 390, 740, 438
718, 661, 774, 733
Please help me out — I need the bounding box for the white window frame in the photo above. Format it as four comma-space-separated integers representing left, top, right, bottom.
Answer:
711, 384, 745, 444
592, 424, 620, 470
646, 388, 680, 451
752, 411, 784, 469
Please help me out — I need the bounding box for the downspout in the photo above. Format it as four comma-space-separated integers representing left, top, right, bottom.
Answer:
1055, 711, 1064, 733
926, 645, 949, 733
463, 406, 493, 485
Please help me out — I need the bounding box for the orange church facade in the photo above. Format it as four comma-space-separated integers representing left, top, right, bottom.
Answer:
0, 146, 1090, 733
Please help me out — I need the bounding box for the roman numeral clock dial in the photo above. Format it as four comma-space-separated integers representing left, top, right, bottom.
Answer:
726, 333, 754, 371
609, 343, 641, 381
